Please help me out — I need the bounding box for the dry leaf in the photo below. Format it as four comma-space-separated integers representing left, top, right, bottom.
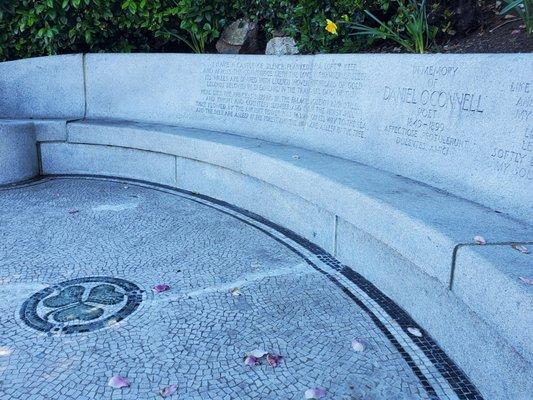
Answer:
407, 327, 423, 337
159, 384, 177, 398
511, 244, 529, 254
108, 375, 130, 389
305, 388, 327, 399
474, 235, 486, 245
153, 284, 171, 293
351, 338, 366, 352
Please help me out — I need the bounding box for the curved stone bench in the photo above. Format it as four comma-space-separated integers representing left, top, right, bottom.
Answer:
1, 53, 532, 399
0, 121, 37, 185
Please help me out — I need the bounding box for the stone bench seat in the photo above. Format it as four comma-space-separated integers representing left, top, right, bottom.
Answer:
33, 119, 532, 362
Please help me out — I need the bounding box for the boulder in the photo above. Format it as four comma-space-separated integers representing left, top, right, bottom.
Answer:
216, 18, 259, 54
265, 37, 299, 56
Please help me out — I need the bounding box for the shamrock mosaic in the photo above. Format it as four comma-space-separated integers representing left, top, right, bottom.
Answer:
20, 277, 144, 334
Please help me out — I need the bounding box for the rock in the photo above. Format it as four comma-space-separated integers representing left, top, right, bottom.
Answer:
216, 18, 259, 54
265, 37, 299, 56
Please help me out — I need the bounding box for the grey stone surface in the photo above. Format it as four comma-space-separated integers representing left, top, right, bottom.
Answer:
64, 120, 533, 287
0, 177, 462, 400
452, 243, 533, 355
82, 53, 532, 220
265, 37, 299, 55
40, 143, 176, 187
175, 157, 336, 253
0, 121, 38, 185
0, 55, 84, 119
335, 218, 533, 400
1, 119, 68, 142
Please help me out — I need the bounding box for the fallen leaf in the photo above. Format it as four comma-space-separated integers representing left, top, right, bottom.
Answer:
68, 208, 80, 214
266, 353, 283, 367
511, 244, 529, 254
159, 384, 177, 398
519, 276, 533, 285
229, 287, 241, 296
292, 155, 300, 160
108, 375, 130, 389
407, 327, 423, 337
305, 387, 327, 399
153, 284, 171, 293
250, 349, 268, 358
351, 338, 366, 352
474, 235, 486, 245
243, 355, 260, 366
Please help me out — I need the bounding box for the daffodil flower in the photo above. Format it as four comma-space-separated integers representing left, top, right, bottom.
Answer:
325, 19, 338, 35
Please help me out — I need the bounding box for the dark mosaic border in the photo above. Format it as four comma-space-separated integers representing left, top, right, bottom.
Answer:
3, 175, 484, 400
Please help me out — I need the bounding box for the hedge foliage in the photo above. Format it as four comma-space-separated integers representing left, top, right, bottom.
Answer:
0, 0, 459, 61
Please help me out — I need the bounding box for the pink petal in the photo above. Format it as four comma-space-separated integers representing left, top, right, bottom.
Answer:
407, 327, 423, 337
351, 338, 366, 352
243, 355, 260, 366
512, 244, 529, 254
474, 235, 486, 245
519, 276, 533, 285
266, 353, 283, 367
511, 29, 521, 35
250, 349, 268, 358
153, 284, 171, 293
108, 375, 130, 389
159, 384, 178, 397
305, 387, 327, 399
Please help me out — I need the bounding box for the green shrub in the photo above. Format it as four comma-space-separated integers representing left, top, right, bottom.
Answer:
347, 0, 438, 53
160, 0, 235, 53
0, 0, 183, 61
0, 0, 456, 60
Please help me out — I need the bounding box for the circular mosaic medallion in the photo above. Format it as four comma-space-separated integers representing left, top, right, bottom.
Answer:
20, 277, 144, 334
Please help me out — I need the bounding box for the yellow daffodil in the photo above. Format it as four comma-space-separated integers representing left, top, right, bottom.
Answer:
325, 19, 338, 35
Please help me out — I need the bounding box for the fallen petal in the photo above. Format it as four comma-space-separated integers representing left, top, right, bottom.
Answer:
229, 287, 241, 296
351, 338, 366, 352
519, 276, 533, 285
153, 284, 171, 293
305, 387, 327, 399
266, 353, 283, 367
511, 244, 529, 254
407, 327, 423, 337
250, 349, 268, 358
474, 235, 486, 245
159, 384, 178, 398
108, 375, 130, 389
511, 29, 521, 35
243, 355, 260, 366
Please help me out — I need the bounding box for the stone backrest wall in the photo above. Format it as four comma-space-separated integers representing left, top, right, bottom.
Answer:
1, 53, 531, 220
0, 54, 84, 119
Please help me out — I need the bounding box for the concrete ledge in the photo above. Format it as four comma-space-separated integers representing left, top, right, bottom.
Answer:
66, 121, 532, 286
40, 142, 176, 187
1, 119, 68, 142
453, 243, 533, 355
0, 121, 38, 185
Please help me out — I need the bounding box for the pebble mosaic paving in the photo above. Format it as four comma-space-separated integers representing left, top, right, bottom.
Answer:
0, 177, 483, 400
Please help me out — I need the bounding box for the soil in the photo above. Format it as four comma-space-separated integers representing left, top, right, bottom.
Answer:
368, 1, 532, 54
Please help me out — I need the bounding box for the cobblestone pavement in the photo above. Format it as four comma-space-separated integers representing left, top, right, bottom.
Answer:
0, 177, 482, 400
